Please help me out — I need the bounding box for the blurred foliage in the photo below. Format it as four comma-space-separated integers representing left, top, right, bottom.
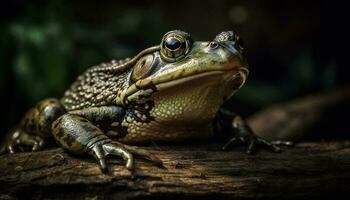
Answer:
0, 0, 347, 134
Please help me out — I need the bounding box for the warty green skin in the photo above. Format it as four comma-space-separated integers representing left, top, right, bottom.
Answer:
1, 30, 283, 173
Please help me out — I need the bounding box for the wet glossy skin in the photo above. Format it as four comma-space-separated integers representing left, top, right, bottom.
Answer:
1, 30, 282, 173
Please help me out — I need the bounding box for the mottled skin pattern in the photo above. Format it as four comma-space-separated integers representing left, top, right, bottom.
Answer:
2, 30, 285, 173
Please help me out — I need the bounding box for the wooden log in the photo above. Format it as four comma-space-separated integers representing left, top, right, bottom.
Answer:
1, 140, 350, 199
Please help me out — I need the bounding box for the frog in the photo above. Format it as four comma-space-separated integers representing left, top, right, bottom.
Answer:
1, 30, 285, 173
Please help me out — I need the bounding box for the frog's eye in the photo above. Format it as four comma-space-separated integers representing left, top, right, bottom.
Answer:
131, 54, 155, 81
160, 30, 192, 62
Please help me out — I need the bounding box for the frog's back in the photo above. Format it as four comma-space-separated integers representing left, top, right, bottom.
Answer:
61, 59, 131, 111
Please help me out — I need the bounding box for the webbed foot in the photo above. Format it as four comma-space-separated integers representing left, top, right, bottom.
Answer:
221, 115, 293, 154
222, 133, 293, 154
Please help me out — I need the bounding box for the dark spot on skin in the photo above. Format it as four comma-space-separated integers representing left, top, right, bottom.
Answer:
63, 133, 76, 147
56, 126, 65, 138
81, 123, 99, 133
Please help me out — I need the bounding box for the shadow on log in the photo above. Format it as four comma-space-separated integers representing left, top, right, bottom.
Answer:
1, 141, 350, 200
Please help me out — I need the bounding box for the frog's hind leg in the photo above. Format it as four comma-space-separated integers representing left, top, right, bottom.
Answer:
1, 98, 65, 154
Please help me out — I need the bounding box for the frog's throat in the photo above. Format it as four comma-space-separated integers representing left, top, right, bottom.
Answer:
116, 68, 248, 106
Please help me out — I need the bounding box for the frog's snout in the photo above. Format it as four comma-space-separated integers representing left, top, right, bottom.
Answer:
219, 42, 249, 75
214, 31, 248, 72
221, 41, 241, 58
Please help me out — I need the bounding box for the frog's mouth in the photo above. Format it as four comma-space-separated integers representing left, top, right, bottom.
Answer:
116, 67, 248, 105
154, 69, 246, 91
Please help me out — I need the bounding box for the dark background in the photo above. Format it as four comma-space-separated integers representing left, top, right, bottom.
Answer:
0, 0, 348, 140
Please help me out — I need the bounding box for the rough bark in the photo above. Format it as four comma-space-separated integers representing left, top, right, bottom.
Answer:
1, 140, 350, 200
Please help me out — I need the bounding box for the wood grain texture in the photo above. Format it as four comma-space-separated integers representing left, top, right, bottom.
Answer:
1, 141, 350, 200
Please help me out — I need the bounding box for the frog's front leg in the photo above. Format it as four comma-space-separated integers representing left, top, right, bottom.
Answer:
214, 109, 292, 154
51, 107, 162, 173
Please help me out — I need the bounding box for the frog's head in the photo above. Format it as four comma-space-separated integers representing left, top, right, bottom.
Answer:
116, 30, 248, 123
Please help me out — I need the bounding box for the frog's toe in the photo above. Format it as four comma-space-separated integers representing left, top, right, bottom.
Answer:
103, 143, 134, 170
222, 137, 238, 151
90, 144, 108, 172
20, 135, 45, 151
7, 143, 16, 154
257, 138, 281, 153
2, 129, 45, 154
222, 134, 284, 154
115, 142, 163, 167
246, 138, 257, 154
90, 142, 134, 173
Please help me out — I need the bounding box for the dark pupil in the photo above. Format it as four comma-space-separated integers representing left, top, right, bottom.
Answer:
165, 37, 181, 50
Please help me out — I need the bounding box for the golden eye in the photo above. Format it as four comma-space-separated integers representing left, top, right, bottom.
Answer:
160, 30, 192, 62
131, 54, 154, 81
